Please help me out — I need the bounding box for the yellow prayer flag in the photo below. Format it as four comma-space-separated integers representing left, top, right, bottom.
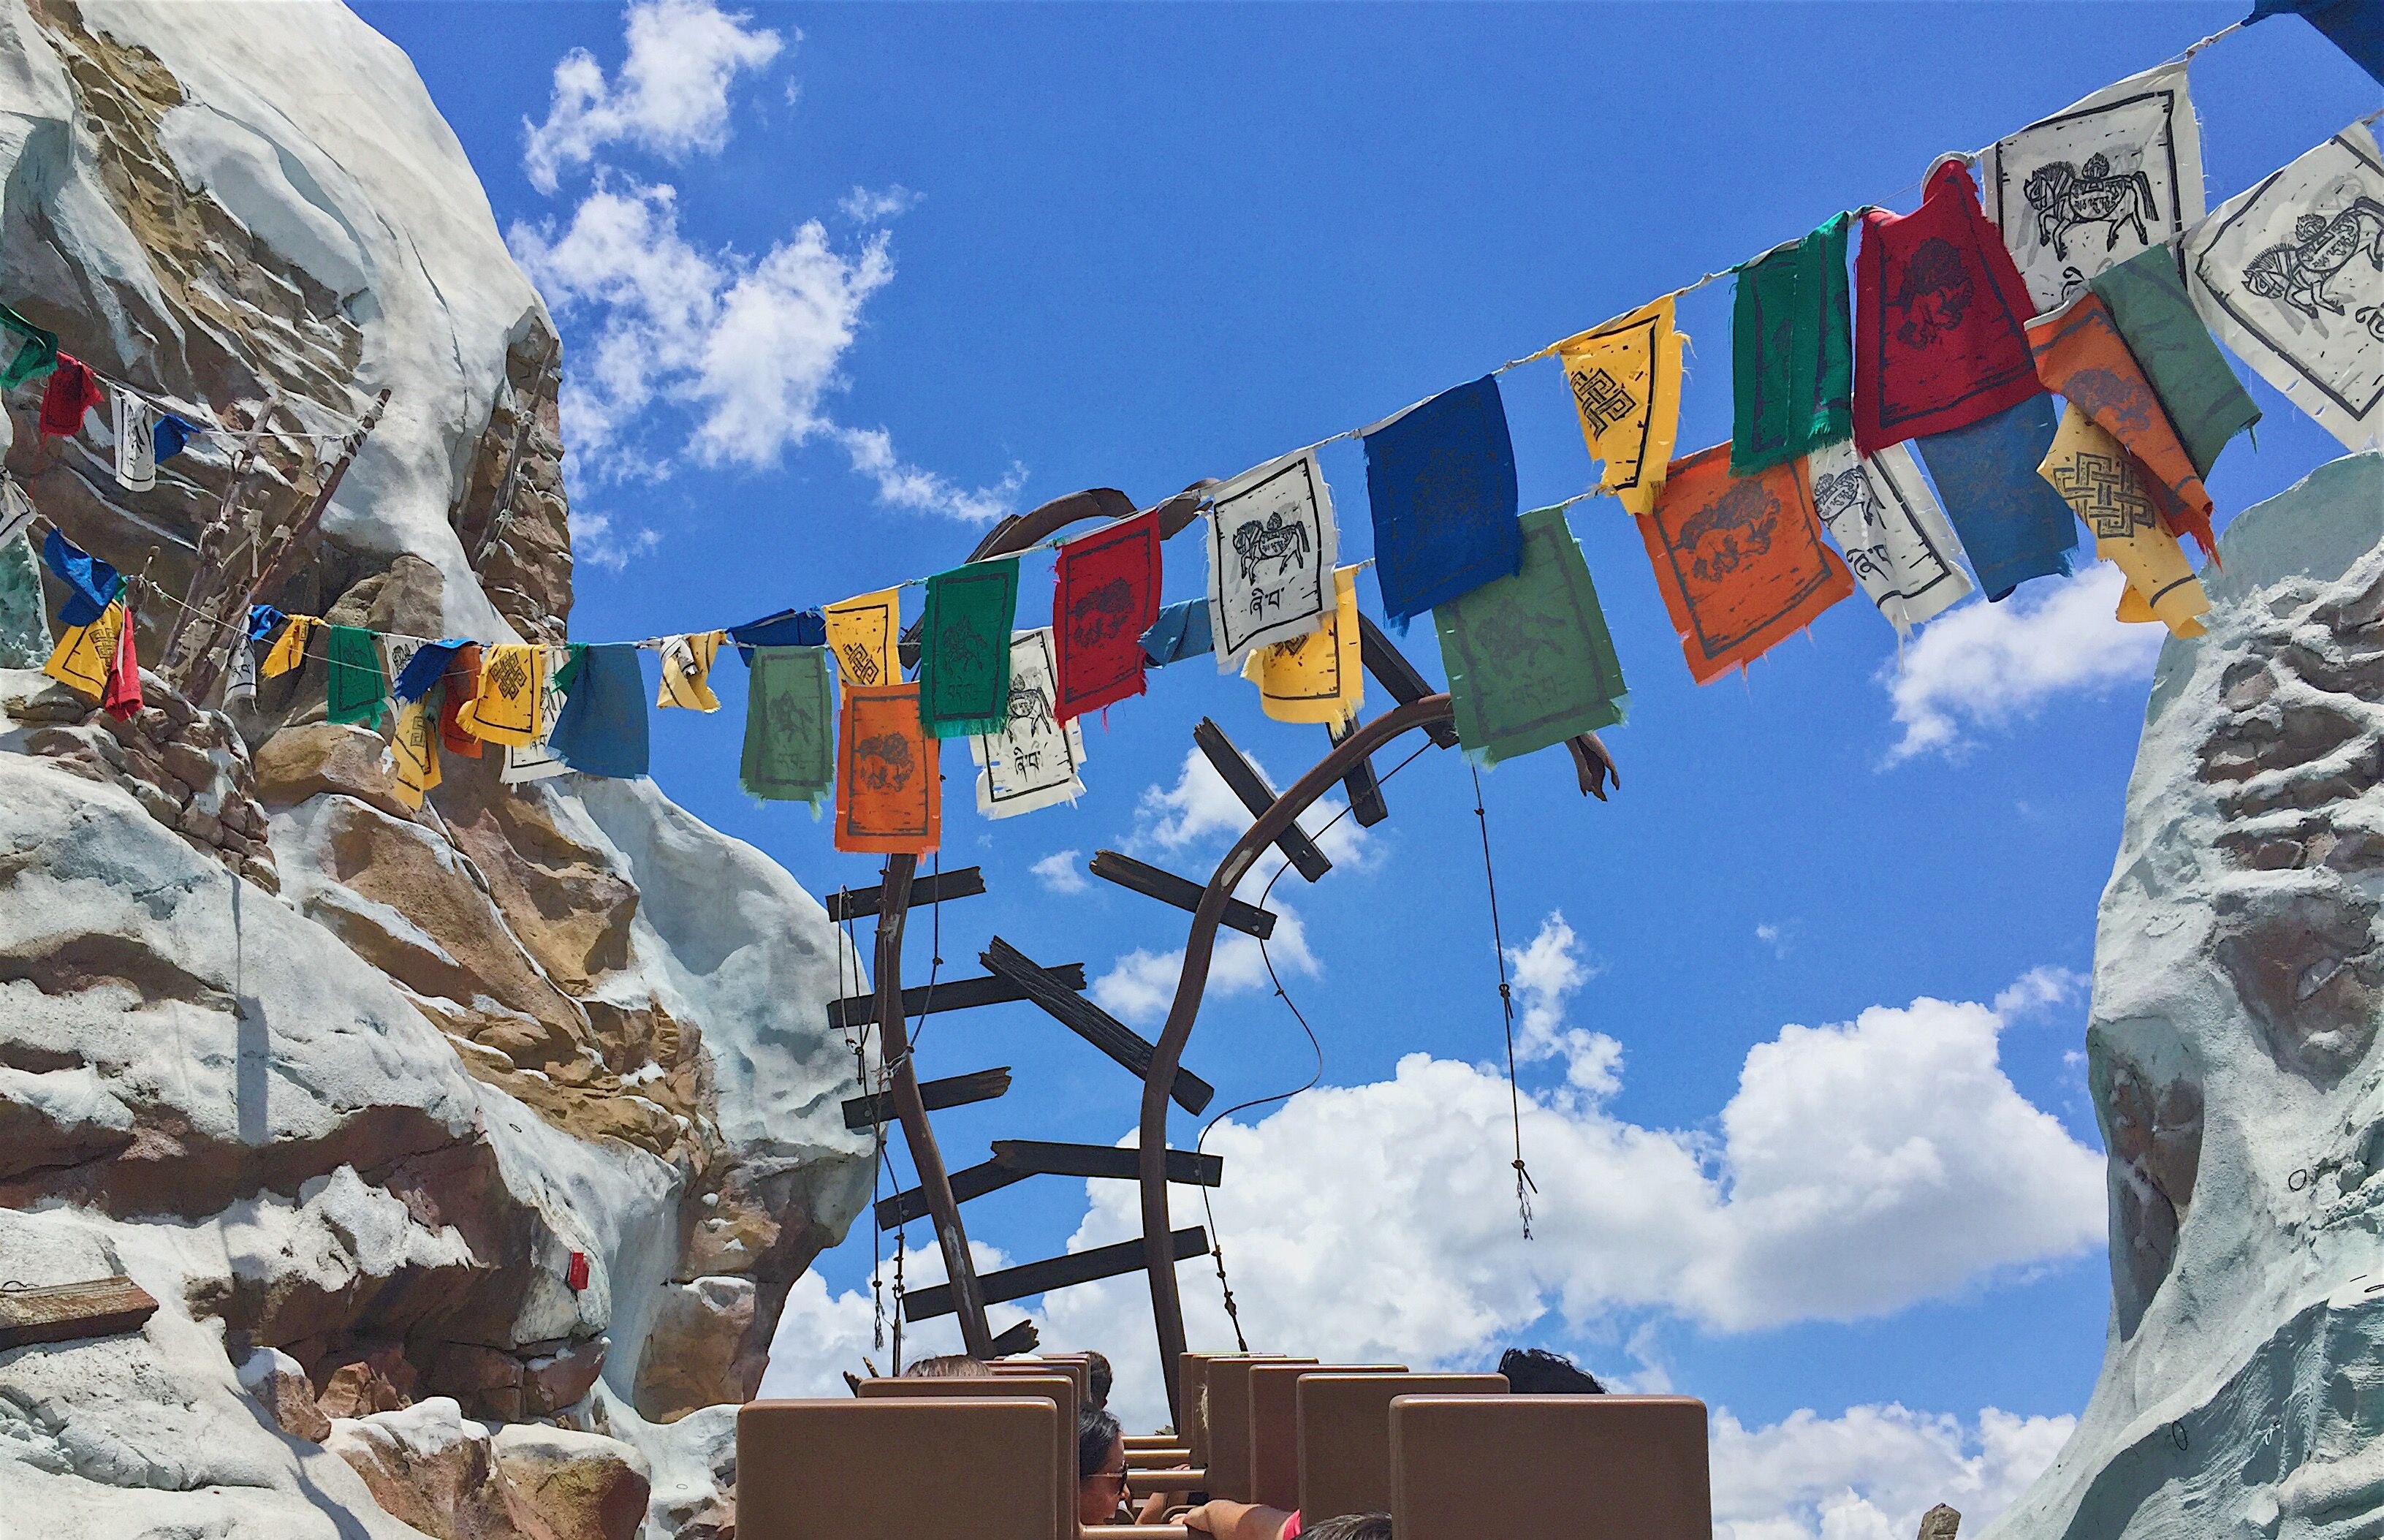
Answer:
262, 614, 319, 678
42, 598, 125, 702
2039, 405, 2209, 640
458, 642, 546, 747
1243, 566, 1362, 727
823, 588, 900, 689
389, 696, 441, 811
657, 630, 724, 711
1554, 296, 1685, 519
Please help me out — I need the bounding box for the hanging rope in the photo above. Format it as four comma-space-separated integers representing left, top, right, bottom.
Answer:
1470, 764, 1536, 1240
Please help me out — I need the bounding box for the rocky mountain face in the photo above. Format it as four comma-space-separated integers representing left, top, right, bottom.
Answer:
0, 4, 873, 1537
1986, 452, 2384, 1540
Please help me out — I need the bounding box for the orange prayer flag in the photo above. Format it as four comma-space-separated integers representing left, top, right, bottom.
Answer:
835, 682, 941, 854
2027, 293, 2216, 561
1638, 442, 1854, 686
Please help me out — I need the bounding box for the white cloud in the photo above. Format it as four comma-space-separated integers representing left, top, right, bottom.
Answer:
1030, 849, 1087, 895
1090, 908, 1320, 1028
1131, 746, 1374, 873
1712, 1403, 2075, 1540
838, 425, 1025, 525
1506, 911, 1620, 1099
1756, 922, 1793, 960
840, 183, 924, 224
1993, 964, 2085, 1020
1883, 564, 2163, 764
572, 510, 661, 572
524, 0, 786, 193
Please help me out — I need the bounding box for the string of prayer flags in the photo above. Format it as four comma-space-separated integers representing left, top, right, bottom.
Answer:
102, 593, 140, 721
1556, 297, 1686, 517
916, 557, 1018, 737
2027, 292, 2217, 556
2089, 246, 2262, 479
499, 653, 577, 784
1854, 159, 2043, 455
2187, 124, 2384, 453
656, 631, 724, 711
392, 639, 468, 705
1804, 439, 1973, 636
2039, 403, 2210, 638
42, 529, 117, 627
1640, 442, 1853, 684
740, 645, 835, 806
0, 300, 57, 387
1362, 375, 1523, 626
823, 588, 900, 688
1053, 509, 1160, 719
1985, 62, 2205, 314
1244, 565, 1362, 727
971, 629, 1087, 819
1913, 393, 2080, 599
1732, 212, 1856, 475
547, 643, 650, 779
1141, 598, 1214, 667
325, 626, 388, 727
389, 697, 441, 811
262, 614, 317, 678
38, 355, 102, 439
2249, 0, 2384, 88
1435, 509, 1628, 763
43, 594, 124, 701
836, 681, 941, 853
1204, 448, 1337, 671
458, 642, 546, 748
112, 386, 156, 493
728, 606, 825, 663
438, 645, 484, 758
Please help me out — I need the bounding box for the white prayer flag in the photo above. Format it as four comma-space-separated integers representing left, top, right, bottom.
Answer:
111, 385, 156, 493
1806, 439, 1973, 637
1205, 447, 1337, 673
224, 625, 259, 708
2189, 125, 2384, 453
0, 476, 34, 548
970, 628, 1087, 819
1987, 62, 2206, 315
379, 634, 424, 699
501, 678, 574, 785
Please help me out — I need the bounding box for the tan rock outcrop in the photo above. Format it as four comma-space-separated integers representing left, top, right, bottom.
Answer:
633, 1277, 760, 1425
252, 721, 414, 819
493, 1423, 650, 1540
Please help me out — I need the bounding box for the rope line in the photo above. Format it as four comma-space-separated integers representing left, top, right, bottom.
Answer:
1470, 763, 1536, 1240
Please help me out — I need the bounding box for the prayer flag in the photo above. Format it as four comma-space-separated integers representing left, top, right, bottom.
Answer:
1362, 375, 1523, 625
222, 616, 257, 708
728, 607, 825, 662
2186, 124, 2384, 452
741, 645, 836, 805
378, 635, 423, 706
498, 659, 575, 784
102, 595, 140, 721
111, 387, 156, 493
2027, 292, 2217, 557
2250, 0, 2384, 88
1804, 439, 1973, 636
656, 631, 724, 711
823, 588, 900, 689
1985, 63, 2206, 313
262, 614, 318, 678
0, 300, 57, 388
44, 596, 124, 701
547, 643, 650, 779
392, 639, 469, 704
1054, 511, 1160, 719
42, 529, 117, 627
2090, 245, 2262, 479
1244, 565, 1363, 727
1141, 599, 1215, 667
38, 355, 102, 439
153, 414, 194, 463
917, 557, 1017, 737
1639, 442, 1854, 684
459, 642, 546, 748
1435, 506, 1628, 763
1913, 393, 2079, 599
0, 477, 34, 549
389, 697, 441, 811
439, 645, 484, 758
1555, 296, 1686, 518
1204, 448, 1337, 672
1854, 159, 2045, 454
2039, 404, 2210, 637
971, 628, 1088, 819
837, 682, 941, 853
325, 625, 388, 727
1732, 212, 1856, 474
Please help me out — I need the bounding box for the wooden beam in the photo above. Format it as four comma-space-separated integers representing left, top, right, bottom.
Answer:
827, 865, 987, 922
988, 1319, 1041, 1357
904, 1226, 1209, 1321
980, 938, 1214, 1115
992, 1141, 1222, 1187
842, 1066, 1011, 1131
876, 1158, 1033, 1230
1330, 718, 1389, 827
0, 1276, 158, 1351
827, 964, 1087, 1031
1191, 718, 1332, 882
1089, 850, 1275, 940
1355, 612, 1460, 748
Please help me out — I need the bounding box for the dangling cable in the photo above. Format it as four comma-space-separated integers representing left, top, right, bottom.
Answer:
1470, 764, 1535, 1240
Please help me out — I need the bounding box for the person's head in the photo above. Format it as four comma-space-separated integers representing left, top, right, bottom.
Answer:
1077, 1406, 1127, 1526
1307, 1515, 1393, 1540
1083, 1349, 1113, 1410
1496, 1347, 1604, 1395
902, 1354, 990, 1379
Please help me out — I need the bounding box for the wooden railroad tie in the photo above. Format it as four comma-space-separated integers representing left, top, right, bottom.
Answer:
877, 1156, 1033, 1230
1329, 717, 1390, 827
842, 1066, 1012, 1131
0, 1276, 159, 1351
1087, 850, 1277, 939
980, 937, 1215, 1115
987, 1319, 1041, 1357
825, 963, 1088, 1031
827, 865, 987, 922
902, 1226, 1209, 1321
876, 1140, 1221, 1230
1355, 612, 1462, 750
1191, 719, 1333, 882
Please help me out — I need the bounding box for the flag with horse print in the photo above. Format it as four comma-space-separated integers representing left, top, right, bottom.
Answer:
1435, 508, 1627, 765
1052, 509, 1161, 720
1244, 564, 1363, 727
1362, 374, 1523, 626
838, 680, 941, 853
1204, 447, 1337, 673
1802, 439, 1972, 637
971, 628, 1088, 819
1986, 61, 2206, 314
742, 645, 836, 808
916, 556, 1019, 737
1640, 442, 1853, 684
2187, 125, 2384, 452
1554, 295, 1687, 518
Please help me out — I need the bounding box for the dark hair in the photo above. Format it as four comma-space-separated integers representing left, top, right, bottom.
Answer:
902, 1354, 990, 1379
1083, 1350, 1113, 1409
1077, 1405, 1123, 1481
1497, 1347, 1604, 1395
1305, 1515, 1393, 1540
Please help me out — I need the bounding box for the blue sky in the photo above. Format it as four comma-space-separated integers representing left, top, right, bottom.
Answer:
357, 4, 2374, 1532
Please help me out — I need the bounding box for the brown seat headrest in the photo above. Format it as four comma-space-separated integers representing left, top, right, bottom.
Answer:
1389, 1394, 1711, 1539
737, 1397, 1060, 1540
1296, 1372, 1508, 1522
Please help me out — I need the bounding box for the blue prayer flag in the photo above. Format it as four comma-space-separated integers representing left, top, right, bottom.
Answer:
1139, 598, 1214, 667
2250, 0, 2384, 86
729, 607, 827, 661
42, 529, 118, 627
392, 638, 471, 704
246, 605, 286, 648
546, 644, 650, 778
1361, 375, 1522, 626
153, 415, 195, 463
1913, 394, 2078, 602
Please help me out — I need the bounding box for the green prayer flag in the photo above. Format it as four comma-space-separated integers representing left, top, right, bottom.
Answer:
325, 624, 389, 727
916, 557, 1017, 738
2089, 246, 2261, 482
1731, 211, 1853, 476
1432, 505, 1627, 766
0, 302, 57, 390
552, 641, 587, 697
740, 645, 835, 805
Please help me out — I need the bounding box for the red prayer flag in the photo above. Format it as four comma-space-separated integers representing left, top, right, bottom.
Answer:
438, 645, 484, 758
39, 354, 103, 439
1051, 510, 1161, 721
2027, 293, 2217, 561
1639, 442, 1854, 685
836, 682, 941, 854
1853, 159, 2043, 455
102, 596, 142, 721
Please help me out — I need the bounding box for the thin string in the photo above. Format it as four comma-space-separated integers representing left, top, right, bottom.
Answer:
1470, 762, 1535, 1240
